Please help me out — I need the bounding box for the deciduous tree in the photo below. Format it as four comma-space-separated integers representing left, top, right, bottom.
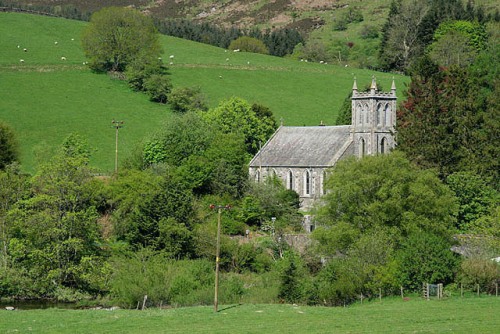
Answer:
82, 7, 162, 72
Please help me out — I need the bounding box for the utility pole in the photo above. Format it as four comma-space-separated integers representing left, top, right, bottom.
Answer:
210, 204, 231, 313
112, 120, 124, 173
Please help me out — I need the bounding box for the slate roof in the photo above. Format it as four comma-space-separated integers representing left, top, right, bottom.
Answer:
249, 125, 352, 168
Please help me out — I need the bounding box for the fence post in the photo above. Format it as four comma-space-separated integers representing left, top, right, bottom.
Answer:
496, 283, 498, 297
400, 286, 404, 300
461, 283, 463, 298
477, 284, 480, 297
379, 288, 382, 302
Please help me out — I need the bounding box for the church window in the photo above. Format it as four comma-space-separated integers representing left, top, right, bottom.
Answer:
385, 104, 391, 126
377, 103, 383, 126
359, 138, 366, 157
255, 170, 260, 182
357, 103, 363, 125
380, 137, 386, 154
364, 104, 369, 124
287, 170, 294, 190
304, 170, 312, 196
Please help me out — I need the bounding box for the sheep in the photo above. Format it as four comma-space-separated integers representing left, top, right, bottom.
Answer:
225, 58, 229, 61
169, 61, 174, 65
17, 45, 20, 48
233, 49, 240, 52
19, 59, 24, 63
54, 41, 58, 45
169, 55, 174, 59
61, 56, 66, 61
71, 38, 74, 41
23, 48, 27, 52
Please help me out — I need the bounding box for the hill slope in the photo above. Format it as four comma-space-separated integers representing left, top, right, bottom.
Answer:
0, 12, 406, 172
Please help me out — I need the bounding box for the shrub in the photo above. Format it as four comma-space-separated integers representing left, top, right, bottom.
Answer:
143, 74, 172, 103
229, 36, 269, 54
459, 258, 500, 293
169, 86, 208, 113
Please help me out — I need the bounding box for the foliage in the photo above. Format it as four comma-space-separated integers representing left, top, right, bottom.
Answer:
82, 7, 162, 72
125, 57, 167, 92
459, 257, 500, 293
396, 231, 459, 291
168, 86, 208, 113
446, 172, 499, 232
313, 152, 457, 257
203, 97, 277, 155
0, 121, 18, 170
2, 139, 108, 298
143, 74, 172, 103
229, 36, 269, 54
428, 20, 487, 67
109, 249, 214, 307
397, 50, 499, 186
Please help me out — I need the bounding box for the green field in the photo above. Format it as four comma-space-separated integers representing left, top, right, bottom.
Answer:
1, 297, 499, 333
0, 12, 407, 173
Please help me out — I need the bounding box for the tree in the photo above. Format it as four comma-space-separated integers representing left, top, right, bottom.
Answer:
82, 7, 162, 72
0, 121, 18, 170
203, 97, 277, 155
229, 36, 269, 54
169, 86, 208, 113
396, 231, 459, 291
4, 137, 108, 297
313, 152, 457, 257
428, 20, 487, 67
397, 49, 499, 185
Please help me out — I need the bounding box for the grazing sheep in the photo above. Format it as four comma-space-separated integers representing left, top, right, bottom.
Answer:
17, 45, 20, 48
319, 60, 324, 64
169, 55, 174, 59
19, 59, 24, 63
233, 49, 240, 52
226, 58, 229, 61
61, 56, 66, 61
169, 62, 174, 65
23, 48, 27, 52
54, 41, 58, 45
71, 38, 74, 41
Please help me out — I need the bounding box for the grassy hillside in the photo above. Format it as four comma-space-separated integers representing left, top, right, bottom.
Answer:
1, 297, 500, 333
0, 12, 406, 173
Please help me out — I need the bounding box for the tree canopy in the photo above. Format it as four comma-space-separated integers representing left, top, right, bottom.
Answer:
82, 7, 162, 72
0, 121, 18, 170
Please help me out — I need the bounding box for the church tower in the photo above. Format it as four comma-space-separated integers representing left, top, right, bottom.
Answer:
351, 77, 397, 157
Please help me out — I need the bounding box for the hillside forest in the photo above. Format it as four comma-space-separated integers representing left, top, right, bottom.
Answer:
0, 0, 499, 308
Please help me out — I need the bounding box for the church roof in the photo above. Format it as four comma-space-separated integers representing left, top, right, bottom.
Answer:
249, 125, 352, 168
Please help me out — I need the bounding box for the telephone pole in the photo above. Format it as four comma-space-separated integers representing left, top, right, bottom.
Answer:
210, 204, 231, 313
112, 120, 124, 173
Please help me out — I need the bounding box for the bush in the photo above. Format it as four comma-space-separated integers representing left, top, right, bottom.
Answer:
143, 74, 172, 103
459, 258, 500, 293
360, 24, 379, 39
0, 121, 18, 169
169, 86, 208, 113
229, 36, 269, 54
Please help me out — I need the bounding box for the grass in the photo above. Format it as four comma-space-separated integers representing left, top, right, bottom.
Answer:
0, 12, 407, 173
1, 296, 499, 333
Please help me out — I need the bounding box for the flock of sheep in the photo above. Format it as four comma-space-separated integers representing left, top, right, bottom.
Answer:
17, 38, 76, 64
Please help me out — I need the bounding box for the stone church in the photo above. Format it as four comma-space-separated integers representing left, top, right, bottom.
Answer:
248, 77, 397, 210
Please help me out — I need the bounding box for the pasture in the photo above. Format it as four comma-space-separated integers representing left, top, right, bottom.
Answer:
0, 12, 407, 172
1, 297, 499, 333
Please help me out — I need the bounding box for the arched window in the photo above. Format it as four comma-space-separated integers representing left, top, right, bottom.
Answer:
255, 170, 260, 182
364, 103, 369, 124
357, 103, 363, 125
359, 138, 366, 157
380, 137, 386, 154
385, 104, 392, 126
287, 170, 294, 190
377, 103, 384, 126
304, 170, 312, 196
